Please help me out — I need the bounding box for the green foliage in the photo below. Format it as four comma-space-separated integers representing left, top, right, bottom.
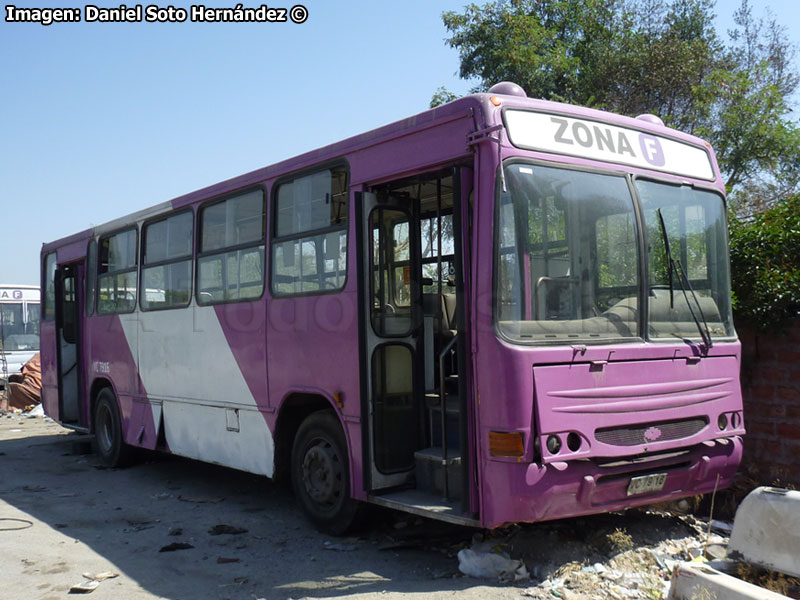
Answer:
430, 86, 459, 108
729, 195, 800, 331
697, 0, 800, 195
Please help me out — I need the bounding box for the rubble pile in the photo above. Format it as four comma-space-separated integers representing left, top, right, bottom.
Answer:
454, 512, 732, 600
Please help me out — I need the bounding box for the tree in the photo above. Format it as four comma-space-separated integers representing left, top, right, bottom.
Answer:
436, 0, 800, 202
429, 86, 458, 108
699, 1, 800, 209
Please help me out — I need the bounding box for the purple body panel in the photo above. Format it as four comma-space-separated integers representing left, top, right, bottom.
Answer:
215, 302, 269, 410
40, 90, 743, 528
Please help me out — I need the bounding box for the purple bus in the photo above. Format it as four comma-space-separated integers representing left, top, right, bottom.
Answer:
40, 82, 743, 533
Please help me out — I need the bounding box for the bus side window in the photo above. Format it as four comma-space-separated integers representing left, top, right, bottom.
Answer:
86, 239, 96, 316
142, 211, 193, 310
43, 252, 57, 321
271, 165, 348, 296
98, 229, 138, 315
197, 190, 265, 305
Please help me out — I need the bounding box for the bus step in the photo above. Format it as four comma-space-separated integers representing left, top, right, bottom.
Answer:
415, 447, 462, 500
367, 488, 478, 527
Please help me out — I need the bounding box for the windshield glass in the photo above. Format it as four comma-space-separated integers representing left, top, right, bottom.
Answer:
495, 163, 641, 342
637, 180, 734, 340
0, 302, 40, 351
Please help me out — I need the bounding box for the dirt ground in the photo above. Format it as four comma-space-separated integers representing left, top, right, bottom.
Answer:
0, 412, 728, 600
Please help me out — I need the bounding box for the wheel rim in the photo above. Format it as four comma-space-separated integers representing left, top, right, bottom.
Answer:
96, 403, 114, 455
301, 437, 344, 509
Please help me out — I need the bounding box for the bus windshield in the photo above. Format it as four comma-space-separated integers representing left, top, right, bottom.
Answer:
637, 179, 734, 341
0, 302, 40, 351
494, 162, 733, 343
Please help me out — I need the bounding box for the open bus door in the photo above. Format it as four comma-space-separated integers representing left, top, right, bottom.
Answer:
357, 190, 423, 491
356, 167, 475, 524
55, 263, 84, 427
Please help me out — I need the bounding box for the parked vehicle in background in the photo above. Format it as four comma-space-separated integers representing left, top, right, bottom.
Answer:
39, 82, 744, 534
0, 285, 40, 389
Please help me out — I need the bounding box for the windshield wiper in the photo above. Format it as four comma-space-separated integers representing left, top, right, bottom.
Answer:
655, 209, 675, 308
655, 209, 713, 351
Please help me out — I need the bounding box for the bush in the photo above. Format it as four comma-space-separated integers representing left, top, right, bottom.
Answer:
729, 195, 800, 332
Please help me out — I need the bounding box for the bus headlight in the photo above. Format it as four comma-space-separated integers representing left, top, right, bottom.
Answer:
546, 435, 562, 455
718, 413, 728, 431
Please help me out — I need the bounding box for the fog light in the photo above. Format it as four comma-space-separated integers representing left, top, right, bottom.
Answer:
546, 435, 562, 454
718, 413, 728, 430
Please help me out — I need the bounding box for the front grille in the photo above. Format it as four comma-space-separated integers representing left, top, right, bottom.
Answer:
595, 418, 708, 447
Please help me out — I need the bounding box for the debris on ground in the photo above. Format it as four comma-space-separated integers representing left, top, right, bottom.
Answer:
457, 544, 529, 583
68, 579, 99, 594
81, 572, 119, 581
26, 404, 44, 417
159, 542, 194, 552
68, 570, 117, 595
208, 524, 247, 535
322, 540, 358, 552
216, 556, 240, 564
501, 510, 732, 599
178, 495, 225, 504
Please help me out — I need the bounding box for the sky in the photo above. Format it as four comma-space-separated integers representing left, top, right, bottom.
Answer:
2, 0, 799, 286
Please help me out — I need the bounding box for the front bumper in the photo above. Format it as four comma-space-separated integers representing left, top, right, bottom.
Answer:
481, 436, 743, 528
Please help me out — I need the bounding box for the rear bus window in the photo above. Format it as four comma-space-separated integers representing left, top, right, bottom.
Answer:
271, 165, 348, 295
98, 228, 138, 314
142, 211, 193, 310
197, 189, 265, 304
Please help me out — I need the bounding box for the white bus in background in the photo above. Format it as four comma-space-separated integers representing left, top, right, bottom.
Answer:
0, 285, 41, 386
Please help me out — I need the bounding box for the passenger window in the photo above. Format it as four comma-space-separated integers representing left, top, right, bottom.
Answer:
142, 211, 193, 310
86, 240, 96, 316
98, 229, 138, 314
271, 166, 348, 295
197, 189, 265, 304
43, 252, 57, 321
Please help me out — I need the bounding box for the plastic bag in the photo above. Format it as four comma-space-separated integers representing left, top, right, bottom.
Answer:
457, 548, 529, 582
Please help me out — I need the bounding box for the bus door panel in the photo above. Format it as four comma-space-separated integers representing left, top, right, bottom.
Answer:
55, 263, 84, 426
358, 191, 423, 491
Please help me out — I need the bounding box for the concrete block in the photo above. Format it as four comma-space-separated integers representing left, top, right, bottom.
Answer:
728, 487, 800, 578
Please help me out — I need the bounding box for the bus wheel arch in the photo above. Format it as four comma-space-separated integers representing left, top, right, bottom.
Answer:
273, 392, 338, 483
290, 409, 362, 535
88, 377, 114, 433
91, 383, 134, 468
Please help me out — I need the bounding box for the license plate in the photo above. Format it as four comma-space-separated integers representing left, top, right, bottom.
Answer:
627, 473, 667, 496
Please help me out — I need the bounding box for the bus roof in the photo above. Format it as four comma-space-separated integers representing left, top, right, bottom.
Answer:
42, 89, 721, 252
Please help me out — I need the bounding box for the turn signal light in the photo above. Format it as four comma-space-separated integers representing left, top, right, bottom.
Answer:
489, 431, 524, 457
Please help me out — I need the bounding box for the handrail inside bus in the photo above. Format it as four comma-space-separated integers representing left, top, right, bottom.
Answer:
438, 332, 459, 499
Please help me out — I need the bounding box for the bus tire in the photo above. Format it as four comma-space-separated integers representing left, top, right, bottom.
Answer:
291, 410, 361, 535
93, 388, 134, 468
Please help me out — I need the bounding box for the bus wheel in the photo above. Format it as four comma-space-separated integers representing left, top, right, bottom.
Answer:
93, 388, 134, 468
291, 411, 361, 535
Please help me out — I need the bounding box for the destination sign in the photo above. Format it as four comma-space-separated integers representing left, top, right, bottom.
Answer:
0, 288, 39, 302
504, 109, 715, 181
